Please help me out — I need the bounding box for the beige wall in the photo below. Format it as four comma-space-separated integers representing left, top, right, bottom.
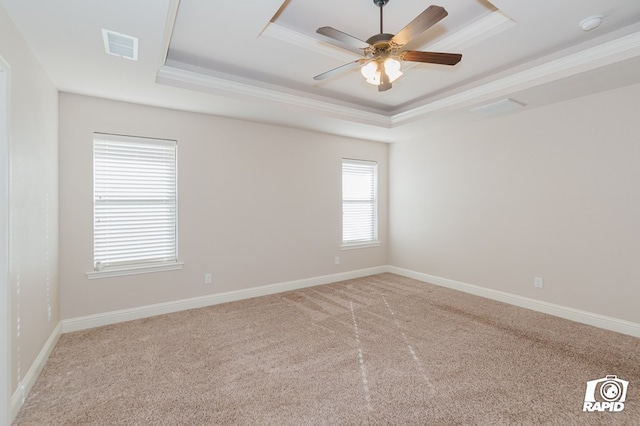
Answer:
59, 93, 388, 319
389, 83, 640, 324
0, 5, 59, 402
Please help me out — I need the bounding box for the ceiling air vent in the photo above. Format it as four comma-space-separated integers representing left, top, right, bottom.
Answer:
102, 29, 138, 60
470, 98, 525, 116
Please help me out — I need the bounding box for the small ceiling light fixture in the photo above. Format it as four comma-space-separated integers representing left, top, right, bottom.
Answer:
579, 15, 603, 32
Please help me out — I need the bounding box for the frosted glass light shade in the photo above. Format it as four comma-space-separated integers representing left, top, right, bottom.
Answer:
384, 58, 403, 82
361, 58, 403, 86
360, 62, 377, 78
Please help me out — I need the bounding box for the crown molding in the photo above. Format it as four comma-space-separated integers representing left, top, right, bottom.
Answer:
158, 0, 181, 68
391, 30, 640, 124
156, 10, 517, 127
156, 64, 392, 127
157, 27, 640, 129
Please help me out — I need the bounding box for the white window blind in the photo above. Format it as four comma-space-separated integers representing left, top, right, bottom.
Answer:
93, 134, 177, 270
342, 159, 378, 244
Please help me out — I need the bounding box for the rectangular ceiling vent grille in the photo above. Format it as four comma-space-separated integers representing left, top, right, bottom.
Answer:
102, 29, 138, 60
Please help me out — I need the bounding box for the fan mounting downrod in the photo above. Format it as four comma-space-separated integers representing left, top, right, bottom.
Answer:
369, 0, 393, 45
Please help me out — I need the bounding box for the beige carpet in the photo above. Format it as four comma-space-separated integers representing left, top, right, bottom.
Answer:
13, 273, 640, 425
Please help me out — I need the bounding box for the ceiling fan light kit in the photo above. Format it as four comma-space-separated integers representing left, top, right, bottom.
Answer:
361, 57, 403, 86
314, 0, 462, 92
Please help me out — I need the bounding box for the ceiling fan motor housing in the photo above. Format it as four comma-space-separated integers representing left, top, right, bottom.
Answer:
373, 0, 390, 7
366, 33, 394, 45
365, 33, 397, 59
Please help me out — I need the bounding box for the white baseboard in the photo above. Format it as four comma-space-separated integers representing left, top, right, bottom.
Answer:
62, 266, 388, 333
61, 264, 640, 338
14, 264, 636, 424
387, 266, 640, 338
11, 322, 62, 422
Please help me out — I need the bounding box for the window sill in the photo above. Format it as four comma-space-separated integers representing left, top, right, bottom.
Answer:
86, 261, 184, 280
340, 241, 381, 250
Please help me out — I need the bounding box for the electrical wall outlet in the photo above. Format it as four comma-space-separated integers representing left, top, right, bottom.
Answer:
204, 273, 212, 284
334, 256, 340, 265
534, 277, 544, 289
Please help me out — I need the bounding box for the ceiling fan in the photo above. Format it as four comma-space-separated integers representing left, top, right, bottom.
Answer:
313, 0, 462, 92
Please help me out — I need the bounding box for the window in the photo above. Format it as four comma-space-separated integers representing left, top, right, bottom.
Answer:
342, 159, 378, 247
89, 133, 181, 278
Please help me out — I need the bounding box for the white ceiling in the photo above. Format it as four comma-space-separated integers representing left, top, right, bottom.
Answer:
2, 0, 640, 142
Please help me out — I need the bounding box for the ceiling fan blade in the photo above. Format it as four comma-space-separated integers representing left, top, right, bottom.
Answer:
391, 5, 448, 47
316, 26, 369, 55
313, 60, 365, 81
401, 51, 462, 66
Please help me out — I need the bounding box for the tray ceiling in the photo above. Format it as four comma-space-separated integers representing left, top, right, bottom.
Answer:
2, 0, 640, 142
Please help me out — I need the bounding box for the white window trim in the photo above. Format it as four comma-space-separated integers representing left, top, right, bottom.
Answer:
342, 158, 379, 248
86, 261, 184, 279
340, 241, 381, 250
89, 133, 181, 277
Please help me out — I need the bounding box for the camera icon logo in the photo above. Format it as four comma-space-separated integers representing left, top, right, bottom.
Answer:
583, 375, 629, 412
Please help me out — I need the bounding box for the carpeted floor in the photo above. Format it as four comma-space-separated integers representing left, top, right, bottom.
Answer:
13, 273, 640, 425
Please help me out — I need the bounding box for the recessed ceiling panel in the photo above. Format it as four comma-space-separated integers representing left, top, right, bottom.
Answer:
3, 0, 640, 142
165, 0, 499, 111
